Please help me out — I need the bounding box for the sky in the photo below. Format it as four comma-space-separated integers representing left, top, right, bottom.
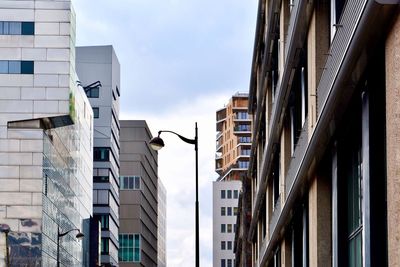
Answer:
73, 0, 258, 266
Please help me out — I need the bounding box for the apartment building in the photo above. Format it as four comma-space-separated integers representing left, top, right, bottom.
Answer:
119, 120, 159, 267
76, 45, 121, 267
245, 0, 400, 266
213, 93, 251, 267
0, 1, 94, 266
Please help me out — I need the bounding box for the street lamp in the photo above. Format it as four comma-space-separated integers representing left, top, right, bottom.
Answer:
149, 122, 199, 267
57, 228, 84, 267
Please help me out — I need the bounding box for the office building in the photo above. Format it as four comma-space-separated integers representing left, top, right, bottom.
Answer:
246, 1, 400, 266
119, 120, 159, 267
213, 93, 251, 267
0, 1, 93, 266
76, 45, 121, 267
158, 178, 167, 267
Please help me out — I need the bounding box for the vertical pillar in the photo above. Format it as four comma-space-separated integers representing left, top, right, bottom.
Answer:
307, 1, 330, 136
385, 13, 400, 267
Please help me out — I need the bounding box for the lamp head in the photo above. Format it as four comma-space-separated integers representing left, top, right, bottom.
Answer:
76, 232, 84, 239
149, 136, 165, 151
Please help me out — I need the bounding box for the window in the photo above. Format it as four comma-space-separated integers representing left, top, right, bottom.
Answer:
97, 215, 109, 230
94, 147, 109, 161
119, 233, 140, 262
101, 238, 109, 255
234, 190, 239, 199
221, 190, 226, 199
227, 224, 232, 233
221, 241, 226, 250
227, 259, 232, 267
93, 107, 99, 118
120, 176, 141, 190
227, 241, 232, 250
85, 86, 99, 98
227, 207, 232, 216
238, 136, 251, 143
0, 60, 33, 74
0, 21, 34, 35
221, 207, 226, 216
234, 207, 238, 216
94, 190, 109, 205
227, 190, 232, 199
221, 224, 226, 233
221, 259, 226, 267
94, 168, 109, 182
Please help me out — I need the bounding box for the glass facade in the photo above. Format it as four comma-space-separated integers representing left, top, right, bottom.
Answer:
119, 234, 140, 262
120, 176, 141, 190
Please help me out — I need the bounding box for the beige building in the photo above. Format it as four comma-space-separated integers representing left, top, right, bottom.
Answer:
242, 1, 400, 267
216, 92, 251, 181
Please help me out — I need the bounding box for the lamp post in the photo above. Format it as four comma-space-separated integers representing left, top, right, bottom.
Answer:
149, 122, 199, 267
57, 228, 84, 267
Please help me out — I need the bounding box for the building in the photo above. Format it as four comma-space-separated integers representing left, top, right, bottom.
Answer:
246, 1, 400, 266
0, 1, 94, 266
119, 120, 159, 267
213, 93, 251, 267
76, 45, 121, 266
157, 178, 167, 267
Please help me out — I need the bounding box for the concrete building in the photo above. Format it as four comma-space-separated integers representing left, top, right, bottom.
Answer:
0, 1, 94, 266
157, 178, 166, 267
213, 93, 251, 267
76, 45, 121, 266
246, 1, 400, 266
119, 120, 159, 267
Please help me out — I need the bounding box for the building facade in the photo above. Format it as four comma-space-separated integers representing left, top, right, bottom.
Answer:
213, 93, 251, 267
0, 1, 94, 266
246, 0, 400, 266
76, 45, 121, 266
157, 178, 166, 267
119, 120, 159, 267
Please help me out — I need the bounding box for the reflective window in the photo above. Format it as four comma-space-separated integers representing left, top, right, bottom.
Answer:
234, 190, 239, 199
93, 147, 109, 161
119, 234, 140, 262
101, 238, 109, 255
85, 86, 99, 98
97, 214, 109, 230
93, 107, 99, 118
227, 207, 232, 216
227, 190, 232, 199
221, 224, 226, 233
221, 190, 226, 199
234, 207, 238, 216
120, 176, 140, 190
0, 60, 33, 74
227, 224, 232, 233
221, 207, 226, 216
0, 21, 34, 35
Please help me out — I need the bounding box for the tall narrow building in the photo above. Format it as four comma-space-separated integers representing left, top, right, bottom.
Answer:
246, 1, 400, 266
119, 120, 159, 267
213, 92, 251, 267
76, 46, 121, 267
0, 1, 94, 266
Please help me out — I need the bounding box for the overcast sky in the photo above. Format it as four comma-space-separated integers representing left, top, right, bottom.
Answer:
73, 0, 258, 266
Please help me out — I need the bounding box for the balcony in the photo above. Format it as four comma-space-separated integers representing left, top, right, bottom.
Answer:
233, 124, 251, 135
233, 112, 251, 121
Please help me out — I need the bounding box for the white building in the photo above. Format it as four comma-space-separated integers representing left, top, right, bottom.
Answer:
0, 1, 94, 266
158, 178, 167, 267
213, 180, 241, 267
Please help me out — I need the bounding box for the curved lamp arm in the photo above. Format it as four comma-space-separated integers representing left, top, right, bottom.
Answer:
58, 228, 82, 238
157, 130, 197, 146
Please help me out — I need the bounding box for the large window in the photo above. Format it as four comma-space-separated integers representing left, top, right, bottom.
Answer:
0, 22, 34, 35
119, 234, 140, 262
93, 147, 109, 161
93, 168, 109, 183
0, 60, 34, 74
120, 176, 140, 190
101, 238, 109, 255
